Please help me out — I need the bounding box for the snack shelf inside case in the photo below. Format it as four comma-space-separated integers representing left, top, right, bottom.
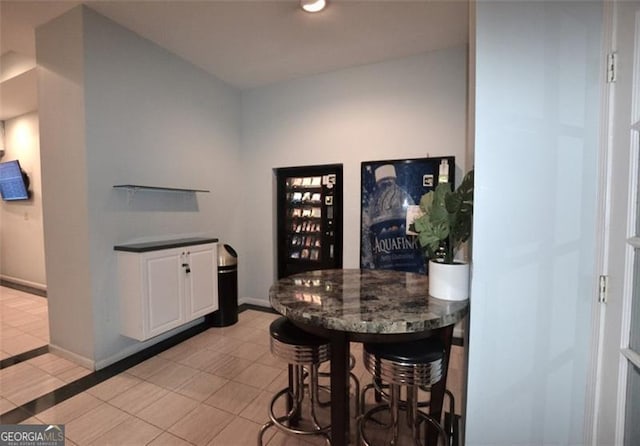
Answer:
286, 176, 324, 261
276, 164, 342, 279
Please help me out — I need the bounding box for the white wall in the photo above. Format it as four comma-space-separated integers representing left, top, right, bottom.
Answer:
0, 112, 46, 289
37, 6, 243, 367
467, 1, 602, 444
36, 6, 467, 367
37, 6, 94, 363
239, 47, 468, 304
82, 8, 242, 366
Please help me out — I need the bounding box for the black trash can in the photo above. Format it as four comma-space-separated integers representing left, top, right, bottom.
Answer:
210, 244, 238, 327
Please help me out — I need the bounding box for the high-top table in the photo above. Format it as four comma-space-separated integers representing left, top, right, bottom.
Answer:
269, 268, 469, 446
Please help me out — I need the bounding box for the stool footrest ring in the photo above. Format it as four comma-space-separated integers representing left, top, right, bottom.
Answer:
258, 386, 332, 446
359, 403, 448, 446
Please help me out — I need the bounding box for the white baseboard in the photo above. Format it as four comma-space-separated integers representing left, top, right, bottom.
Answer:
94, 318, 203, 370
49, 343, 95, 370
239, 297, 271, 308
0, 274, 47, 291
50, 319, 205, 371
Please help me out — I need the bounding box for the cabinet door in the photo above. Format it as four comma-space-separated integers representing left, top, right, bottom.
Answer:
186, 243, 218, 319
145, 249, 185, 338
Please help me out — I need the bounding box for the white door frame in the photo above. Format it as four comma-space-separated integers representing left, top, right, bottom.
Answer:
585, 0, 615, 443
588, 0, 640, 444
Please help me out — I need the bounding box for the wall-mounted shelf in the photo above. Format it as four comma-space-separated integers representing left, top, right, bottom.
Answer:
113, 185, 210, 193
114, 237, 219, 253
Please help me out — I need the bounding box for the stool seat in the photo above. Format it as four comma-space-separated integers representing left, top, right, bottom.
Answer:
270, 317, 328, 347
364, 337, 445, 364
269, 317, 330, 365
363, 338, 445, 388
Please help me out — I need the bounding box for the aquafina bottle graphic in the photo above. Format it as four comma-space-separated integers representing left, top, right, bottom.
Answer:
368, 164, 422, 272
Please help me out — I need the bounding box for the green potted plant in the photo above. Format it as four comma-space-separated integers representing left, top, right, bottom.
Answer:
412, 169, 474, 300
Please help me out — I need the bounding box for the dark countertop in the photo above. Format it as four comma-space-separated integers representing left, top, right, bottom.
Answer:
269, 268, 469, 334
114, 237, 218, 253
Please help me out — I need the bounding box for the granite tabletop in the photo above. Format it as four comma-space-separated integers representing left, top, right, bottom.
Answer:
269, 268, 469, 334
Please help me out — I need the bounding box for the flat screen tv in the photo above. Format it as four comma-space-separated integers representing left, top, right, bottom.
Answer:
0, 160, 30, 201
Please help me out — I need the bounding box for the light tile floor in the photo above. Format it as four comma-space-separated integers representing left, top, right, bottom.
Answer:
1, 289, 465, 446
0, 353, 92, 409
0, 286, 49, 359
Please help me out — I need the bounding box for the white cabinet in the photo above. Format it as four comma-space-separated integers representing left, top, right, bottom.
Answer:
116, 239, 218, 341
145, 248, 185, 338
184, 244, 218, 319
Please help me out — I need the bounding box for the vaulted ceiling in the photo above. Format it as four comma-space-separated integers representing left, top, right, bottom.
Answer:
1, 0, 469, 89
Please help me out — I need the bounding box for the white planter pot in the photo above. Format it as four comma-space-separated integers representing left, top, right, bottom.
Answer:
428, 260, 470, 301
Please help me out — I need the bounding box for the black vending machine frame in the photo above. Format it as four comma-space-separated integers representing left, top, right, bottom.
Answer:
276, 164, 343, 279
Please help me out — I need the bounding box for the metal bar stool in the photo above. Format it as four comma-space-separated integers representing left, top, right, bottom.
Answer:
361, 373, 457, 445
358, 337, 448, 446
258, 317, 332, 445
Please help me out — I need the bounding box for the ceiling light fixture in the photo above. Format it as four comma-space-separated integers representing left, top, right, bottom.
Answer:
301, 0, 326, 13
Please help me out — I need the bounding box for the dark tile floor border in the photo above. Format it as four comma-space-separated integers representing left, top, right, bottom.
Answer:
0, 306, 261, 424
0, 346, 49, 370
0, 322, 210, 423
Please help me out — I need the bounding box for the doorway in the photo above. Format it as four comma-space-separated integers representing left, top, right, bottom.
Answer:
0, 113, 49, 360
